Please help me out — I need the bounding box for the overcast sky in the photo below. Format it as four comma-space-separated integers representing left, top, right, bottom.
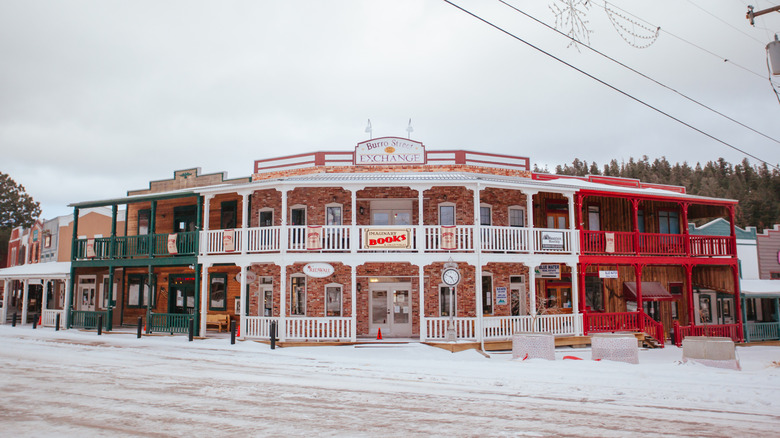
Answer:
2, 0, 779, 219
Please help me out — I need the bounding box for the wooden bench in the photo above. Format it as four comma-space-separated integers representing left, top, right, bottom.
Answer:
206, 314, 229, 332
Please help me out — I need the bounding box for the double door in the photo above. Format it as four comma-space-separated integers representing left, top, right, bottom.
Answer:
168, 276, 195, 314
369, 283, 412, 337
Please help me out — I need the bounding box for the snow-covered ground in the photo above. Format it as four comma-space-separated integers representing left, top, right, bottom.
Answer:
1, 326, 779, 437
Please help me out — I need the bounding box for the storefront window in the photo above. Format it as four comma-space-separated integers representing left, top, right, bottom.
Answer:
326, 284, 342, 317
291, 276, 306, 316
209, 274, 227, 311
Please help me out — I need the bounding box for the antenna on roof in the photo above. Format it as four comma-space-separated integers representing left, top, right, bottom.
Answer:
365, 119, 373, 140
406, 118, 414, 139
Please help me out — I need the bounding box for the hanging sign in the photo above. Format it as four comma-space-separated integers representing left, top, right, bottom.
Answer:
303, 263, 335, 278
599, 270, 618, 279
604, 232, 615, 253
223, 229, 235, 252
355, 137, 426, 165
306, 226, 322, 250
235, 270, 258, 283
363, 228, 412, 249
440, 225, 457, 250
85, 239, 96, 258
496, 287, 508, 305
540, 231, 564, 250
167, 234, 178, 255
535, 264, 560, 279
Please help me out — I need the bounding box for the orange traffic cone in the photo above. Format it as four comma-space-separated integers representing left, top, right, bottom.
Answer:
237, 324, 240, 337
376, 328, 382, 340
38, 314, 42, 326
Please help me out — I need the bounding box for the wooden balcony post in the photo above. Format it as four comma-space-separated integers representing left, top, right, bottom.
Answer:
728, 205, 738, 257
732, 263, 744, 342
681, 202, 690, 256
684, 264, 695, 325
70, 206, 79, 261
630, 198, 640, 255
149, 200, 157, 258
199, 262, 211, 336
634, 263, 644, 331
578, 263, 587, 313
110, 204, 118, 258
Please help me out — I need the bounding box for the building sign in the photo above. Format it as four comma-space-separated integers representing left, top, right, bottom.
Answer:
362, 228, 412, 249
355, 137, 425, 165
167, 234, 178, 255
306, 226, 322, 250
496, 287, 508, 305
86, 239, 96, 258
235, 270, 258, 283
223, 229, 235, 252
303, 263, 335, 278
604, 232, 615, 253
540, 231, 564, 250
599, 270, 618, 279
441, 226, 457, 250
535, 264, 560, 279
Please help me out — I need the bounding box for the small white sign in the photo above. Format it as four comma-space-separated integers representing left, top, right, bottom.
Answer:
599, 270, 618, 279
496, 287, 508, 305
540, 231, 564, 250
535, 264, 561, 279
303, 263, 335, 278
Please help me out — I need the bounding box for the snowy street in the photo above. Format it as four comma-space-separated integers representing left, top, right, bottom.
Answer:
1, 326, 779, 437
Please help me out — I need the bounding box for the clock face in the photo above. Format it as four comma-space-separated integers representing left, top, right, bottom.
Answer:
442, 268, 461, 286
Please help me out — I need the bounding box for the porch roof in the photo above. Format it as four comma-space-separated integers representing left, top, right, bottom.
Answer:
740, 279, 780, 298
623, 281, 675, 301
0, 262, 71, 280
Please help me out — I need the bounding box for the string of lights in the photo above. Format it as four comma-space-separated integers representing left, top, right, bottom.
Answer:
443, 0, 779, 170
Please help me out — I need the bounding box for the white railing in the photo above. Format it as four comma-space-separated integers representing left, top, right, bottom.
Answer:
483, 313, 583, 339
41, 309, 66, 327
247, 227, 281, 252
532, 228, 577, 253
244, 316, 278, 338
205, 229, 243, 254
422, 226, 474, 251
285, 317, 352, 340
480, 226, 530, 252
424, 317, 477, 340
202, 225, 579, 255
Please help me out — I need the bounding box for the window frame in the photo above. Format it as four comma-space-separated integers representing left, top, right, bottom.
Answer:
482, 274, 493, 315
325, 283, 342, 317
479, 204, 492, 226
325, 203, 343, 226
290, 275, 306, 316
137, 209, 151, 235
508, 206, 525, 227
209, 273, 228, 311
258, 208, 274, 227
220, 200, 238, 229
290, 205, 307, 226
438, 203, 456, 226
127, 274, 151, 308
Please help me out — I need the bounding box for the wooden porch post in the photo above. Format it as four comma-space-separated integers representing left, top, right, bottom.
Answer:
742, 295, 750, 343
681, 202, 690, 255
351, 263, 358, 342
239, 264, 247, 340
1, 279, 9, 324
108, 266, 115, 331
578, 263, 588, 313
474, 185, 484, 342
110, 205, 118, 259
529, 263, 538, 317
279, 263, 287, 342
21, 279, 29, 325
631, 198, 640, 255
149, 200, 157, 258
241, 192, 249, 255
684, 264, 695, 325
199, 262, 211, 336
634, 263, 643, 331
201, 195, 212, 255
525, 191, 536, 254
575, 193, 584, 253
351, 188, 359, 254
732, 263, 744, 342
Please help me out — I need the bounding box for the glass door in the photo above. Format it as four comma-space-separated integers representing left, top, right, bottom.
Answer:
168, 276, 195, 314
370, 290, 389, 336
544, 284, 572, 313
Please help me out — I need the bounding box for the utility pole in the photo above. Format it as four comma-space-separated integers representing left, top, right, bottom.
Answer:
746, 5, 780, 26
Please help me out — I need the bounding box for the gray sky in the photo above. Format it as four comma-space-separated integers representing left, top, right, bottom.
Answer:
2, 0, 779, 219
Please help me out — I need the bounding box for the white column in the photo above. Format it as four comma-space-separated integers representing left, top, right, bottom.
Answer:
199, 262, 211, 336
241, 192, 249, 255
570, 263, 581, 335
279, 263, 287, 342
201, 195, 213, 255
63, 275, 71, 330
529, 264, 538, 317
417, 188, 425, 254
1, 279, 9, 324
42, 280, 50, 314
21, 279, 29, 324
350, 189, 358, 254
568, 194, 576, 252
350, 264, 357, 342
280, 188, 289, 254
525, 190, 537, 253
418, 264, 426, 341
473, 185, 483, 342
239, 264, 247, 340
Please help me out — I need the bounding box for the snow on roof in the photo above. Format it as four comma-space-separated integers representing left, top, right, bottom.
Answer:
0, 262, 71, 280
740, 279, 780, 297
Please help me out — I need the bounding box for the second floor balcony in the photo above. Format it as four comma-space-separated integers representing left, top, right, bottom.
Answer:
580, 230, 735, 257
74, 231, 199, 260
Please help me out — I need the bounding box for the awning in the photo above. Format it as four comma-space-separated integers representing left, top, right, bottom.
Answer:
0, 262, 71, 281
623, 281, 674, 301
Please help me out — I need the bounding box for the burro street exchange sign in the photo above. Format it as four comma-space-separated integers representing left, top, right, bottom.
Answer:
355, 137, 426, 165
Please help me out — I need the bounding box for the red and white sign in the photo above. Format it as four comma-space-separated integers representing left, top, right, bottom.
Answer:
355, 137, 425, 165
86, 239, 96, 258
223, 229, 235, 252
604, 232, 615, 253
167, 234, 178, 255
441, 226, 457, 250
303, 263, 335, 278
307, 226, 322, 250
363, 228, 412, 249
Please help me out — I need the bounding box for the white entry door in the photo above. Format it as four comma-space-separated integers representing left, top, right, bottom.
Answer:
78, 284, 96, 311
369, 284, 412, 337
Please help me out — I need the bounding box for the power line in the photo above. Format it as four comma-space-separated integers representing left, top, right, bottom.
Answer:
685, 0, 766, 44
442, 0, 779, 170
498, 0, 780, 145
596, 1, 770, 81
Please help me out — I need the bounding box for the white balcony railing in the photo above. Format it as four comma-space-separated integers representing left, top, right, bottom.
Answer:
483, 314, 583, 339
285, 317, 353, 340
244, 316, 278, 338
202, 225, 578, 255
424, 317, 477, 340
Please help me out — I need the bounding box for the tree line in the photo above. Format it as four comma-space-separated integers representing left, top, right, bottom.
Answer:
534, 156, 780, 232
